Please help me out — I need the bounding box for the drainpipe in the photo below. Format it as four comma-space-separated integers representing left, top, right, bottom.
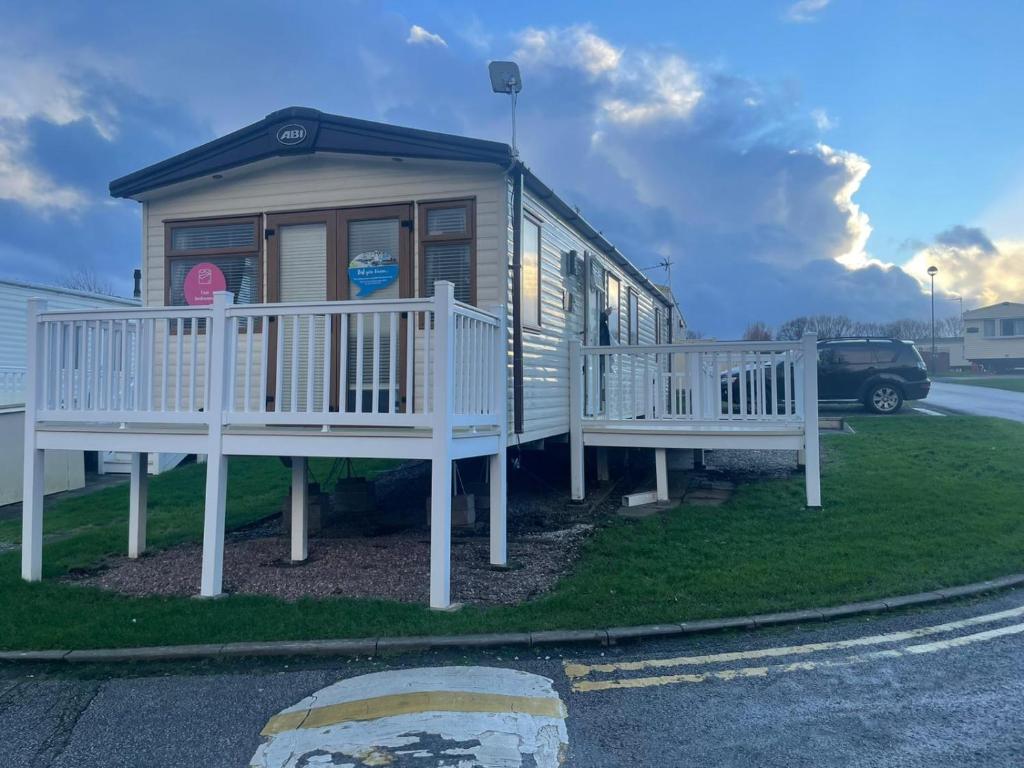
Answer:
133, 269, 142, 300
510, 166, 524, 434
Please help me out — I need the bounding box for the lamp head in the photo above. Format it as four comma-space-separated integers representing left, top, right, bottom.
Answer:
927, 265, 938, 277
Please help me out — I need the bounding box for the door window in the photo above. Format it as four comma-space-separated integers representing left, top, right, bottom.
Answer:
279, 223, 329, 412
346, 218, 401, 408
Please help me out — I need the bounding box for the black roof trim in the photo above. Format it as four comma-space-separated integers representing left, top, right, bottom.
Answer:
109, 107, 514, 199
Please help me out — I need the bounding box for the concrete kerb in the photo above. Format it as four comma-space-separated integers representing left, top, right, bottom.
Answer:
2, 574, 1023, 665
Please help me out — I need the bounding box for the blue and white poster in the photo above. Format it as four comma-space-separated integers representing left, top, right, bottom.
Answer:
348, 250, 398, 296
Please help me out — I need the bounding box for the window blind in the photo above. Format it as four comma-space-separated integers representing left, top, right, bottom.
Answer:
423, 242, 472, 302
171, 222, 256, 251
426, 207, 467, 236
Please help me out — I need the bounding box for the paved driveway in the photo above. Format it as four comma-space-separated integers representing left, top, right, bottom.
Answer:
925, 381, 1024, 423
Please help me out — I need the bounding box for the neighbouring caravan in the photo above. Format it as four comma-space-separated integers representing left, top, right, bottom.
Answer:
963, 301, 1024, 372
110, 107, 679, 444
0, 279, 140, 504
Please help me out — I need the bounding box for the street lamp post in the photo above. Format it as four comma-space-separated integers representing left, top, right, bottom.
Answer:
927, 266, 938, 362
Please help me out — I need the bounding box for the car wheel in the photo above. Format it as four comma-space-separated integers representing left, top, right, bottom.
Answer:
866, 383, 903, 414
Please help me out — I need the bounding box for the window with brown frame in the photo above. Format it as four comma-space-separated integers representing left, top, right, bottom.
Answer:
521, 214, 542, 328
418, 199, 475, 304
164, 216, 261, 307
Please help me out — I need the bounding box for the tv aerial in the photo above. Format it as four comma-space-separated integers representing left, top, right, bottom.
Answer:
488, 61, 523, 157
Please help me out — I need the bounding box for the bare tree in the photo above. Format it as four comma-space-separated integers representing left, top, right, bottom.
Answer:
811, 314, 856, 339
59, 269, 115, 296
937, 314, 965, 338
743, 321, 773, 341
684, 328, 705, 340
776, 316, 810, 340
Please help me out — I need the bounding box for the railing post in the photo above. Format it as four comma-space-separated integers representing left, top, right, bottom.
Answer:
802, 332, 821, 507
569, 340, 585, 501
488, 304, 508, 566
21, 299, 46, 582
200, 291, 233, 597
429, 281, 455, 609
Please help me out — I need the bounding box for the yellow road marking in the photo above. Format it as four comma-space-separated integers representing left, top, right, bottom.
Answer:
261, 691, 567, 736
570, 620, 1024, 693
564, 603, 1024, 681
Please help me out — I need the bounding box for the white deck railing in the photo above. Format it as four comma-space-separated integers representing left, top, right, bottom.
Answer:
25, 282, 503, 434
1, 366, 27, 406
574, 336, 818, 427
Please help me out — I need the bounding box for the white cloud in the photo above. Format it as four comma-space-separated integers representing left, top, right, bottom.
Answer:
515, 25, 622, 77
601, 54, 703, 125
515, 26, 701, 125
811, 107, 835, 131
407, 24, 447, 47
904, 229, 1024, 308
0, 129, 87, 211
819, 144, 874, 269
0, 53, 119, 212
786, 0, 831, 23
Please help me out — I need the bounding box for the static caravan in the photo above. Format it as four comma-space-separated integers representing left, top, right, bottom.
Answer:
963, 301, 1024, 372
21, 108, 820, 608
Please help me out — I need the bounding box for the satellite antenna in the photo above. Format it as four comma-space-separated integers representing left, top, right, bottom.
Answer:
488, 60, 522, 157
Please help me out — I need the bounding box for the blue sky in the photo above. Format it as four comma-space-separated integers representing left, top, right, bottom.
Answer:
0, 0, 1021, 335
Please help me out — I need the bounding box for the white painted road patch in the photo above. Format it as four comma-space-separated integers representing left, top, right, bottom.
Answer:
912, 407, 946, 416
251, 666, 568, 767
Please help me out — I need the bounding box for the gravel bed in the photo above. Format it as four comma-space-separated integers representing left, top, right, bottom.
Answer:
62, 449, 802, 604
66, 524, 594, 605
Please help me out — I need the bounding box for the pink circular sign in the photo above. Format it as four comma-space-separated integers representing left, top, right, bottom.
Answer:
183, 262, 227, 306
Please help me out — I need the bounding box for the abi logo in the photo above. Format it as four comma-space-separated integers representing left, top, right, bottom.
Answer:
276, 124, 307, 145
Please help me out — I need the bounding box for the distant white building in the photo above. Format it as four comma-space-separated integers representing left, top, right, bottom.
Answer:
963, 301, 1024, 372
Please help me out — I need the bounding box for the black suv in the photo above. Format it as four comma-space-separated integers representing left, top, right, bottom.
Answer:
818, 338, 930, 414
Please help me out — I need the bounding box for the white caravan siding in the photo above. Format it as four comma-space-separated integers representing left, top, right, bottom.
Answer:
513, 188, 668, 443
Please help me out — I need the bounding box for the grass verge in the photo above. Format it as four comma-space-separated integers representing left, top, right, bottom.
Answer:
1, 415, 1022, 650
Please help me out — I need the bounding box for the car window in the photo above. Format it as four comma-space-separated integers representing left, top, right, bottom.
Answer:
871, 345, 900, 363
833, 345, 874, 365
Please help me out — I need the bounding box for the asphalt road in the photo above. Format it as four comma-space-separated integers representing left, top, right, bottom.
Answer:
3, 590, 1024, 767
925, 381, 1024, 422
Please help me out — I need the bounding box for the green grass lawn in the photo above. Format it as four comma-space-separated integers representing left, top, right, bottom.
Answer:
943, 377, 1024, 393
1, 415, 1023, 650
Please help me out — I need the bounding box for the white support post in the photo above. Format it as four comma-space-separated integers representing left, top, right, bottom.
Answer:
569, 340, 585, 501
488, 304, 508, 567
290, 456, 309, 562
128, 452, 149, 558
802, 332, 822, 507
21, 298, 46, 582
430, 282, 455, 609
200, 291, 233, 597
596, 447, 609, 484
655, 448, 669, 502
